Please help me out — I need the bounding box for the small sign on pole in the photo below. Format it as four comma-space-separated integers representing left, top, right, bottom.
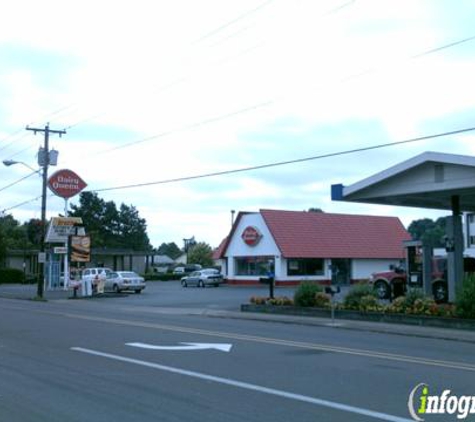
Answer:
53, 246, 68, 254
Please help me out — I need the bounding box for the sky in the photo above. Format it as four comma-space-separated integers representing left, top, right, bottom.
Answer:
1, 0, 475, 250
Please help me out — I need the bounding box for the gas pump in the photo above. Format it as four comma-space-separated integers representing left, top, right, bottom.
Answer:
404, 240, 423, 289
403, 240, 433, 296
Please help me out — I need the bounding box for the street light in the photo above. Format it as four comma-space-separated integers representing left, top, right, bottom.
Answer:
2, 159, 39, 173
3, 159, 47, 297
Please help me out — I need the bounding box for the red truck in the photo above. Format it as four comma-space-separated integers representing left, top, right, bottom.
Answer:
369, 256, 475, 302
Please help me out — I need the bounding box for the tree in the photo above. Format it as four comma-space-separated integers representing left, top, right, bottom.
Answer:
24, 219, 43, 247
308, 208, 324, 213
156, 242, 182, 259
118, 203, 151, 251
407, 217, 446, 247
187, 242, 214, 267
69, 192, 151, 251
0, 215, 31, 266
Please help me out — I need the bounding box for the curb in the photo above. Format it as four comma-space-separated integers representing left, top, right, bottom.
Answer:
240, 304, 475, 331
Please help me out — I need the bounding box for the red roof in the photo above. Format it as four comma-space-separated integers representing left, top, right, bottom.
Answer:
212, 237, 228, 260
260, 209, 411, 259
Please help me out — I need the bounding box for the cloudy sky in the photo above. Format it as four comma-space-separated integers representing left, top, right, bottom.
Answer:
1, 0, 475, 249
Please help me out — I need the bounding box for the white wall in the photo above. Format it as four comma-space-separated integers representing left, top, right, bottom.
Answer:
352, 259, 401, 280
225, 213, 280, 279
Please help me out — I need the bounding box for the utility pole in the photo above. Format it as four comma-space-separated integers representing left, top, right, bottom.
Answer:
26, 123, 66, 299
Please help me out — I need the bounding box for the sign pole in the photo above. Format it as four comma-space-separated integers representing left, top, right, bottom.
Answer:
63, 198, 69, 290
46, 168, 87, 291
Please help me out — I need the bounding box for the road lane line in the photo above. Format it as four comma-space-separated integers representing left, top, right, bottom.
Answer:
64, 313, 475, 372
71, 347, 412, 422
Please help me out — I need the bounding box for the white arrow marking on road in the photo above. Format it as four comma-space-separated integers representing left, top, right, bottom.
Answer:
126, 342, 232, 352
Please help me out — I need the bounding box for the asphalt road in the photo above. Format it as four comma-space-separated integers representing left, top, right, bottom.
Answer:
0, 282, 473, 421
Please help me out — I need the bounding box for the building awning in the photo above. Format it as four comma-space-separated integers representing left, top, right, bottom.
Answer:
331, 151, 475, 212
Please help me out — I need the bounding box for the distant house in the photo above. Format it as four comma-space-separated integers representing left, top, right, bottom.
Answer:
214, 209, 411, 285
150, 254, 175, 272
151, 254, 175, 266
174, 253, 187, 265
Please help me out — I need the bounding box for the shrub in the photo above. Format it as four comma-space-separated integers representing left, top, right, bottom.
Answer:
384, 289, 456, 317
143, 273, 183, 281
0, 268, 25, 284
358, 295, 384, 312
455, 274, 475, 319
313, 292, 331, 308
267, 296, 294, 306
293, 282, 323, 307
343, 282, 377, 310
250, 296, 268, 305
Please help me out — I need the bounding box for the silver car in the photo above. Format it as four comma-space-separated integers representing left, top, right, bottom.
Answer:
181, 269, 224, 288
106, 271, 146, 294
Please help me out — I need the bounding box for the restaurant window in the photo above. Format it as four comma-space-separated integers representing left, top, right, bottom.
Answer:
287, 258, 324, 276
235, 257, 274, 276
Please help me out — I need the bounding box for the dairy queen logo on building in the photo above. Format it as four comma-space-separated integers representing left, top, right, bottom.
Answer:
241, 226, 262, 246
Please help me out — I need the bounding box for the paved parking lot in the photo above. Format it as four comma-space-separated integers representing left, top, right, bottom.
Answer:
0, 281, 350, 310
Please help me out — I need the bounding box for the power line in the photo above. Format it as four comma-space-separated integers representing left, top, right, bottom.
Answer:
96, 99, 274, 155
90, 125, 475, 193
66, 30, 475, 164
0, 170, 38, 194
195, 0, 275, 43
2, 195, 42, 213
61, 0, 354, 137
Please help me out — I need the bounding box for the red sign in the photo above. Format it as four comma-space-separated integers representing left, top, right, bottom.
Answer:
241, 226, 262, 246
48, 169, 87, 199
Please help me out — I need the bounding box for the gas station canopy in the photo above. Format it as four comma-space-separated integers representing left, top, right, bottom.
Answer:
331, 151, 475, 302
331, 151, 475, 212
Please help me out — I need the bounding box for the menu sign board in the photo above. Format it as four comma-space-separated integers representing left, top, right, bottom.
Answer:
70, 235, 91, 262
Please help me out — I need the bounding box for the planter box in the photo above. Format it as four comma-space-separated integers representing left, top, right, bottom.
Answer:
240, 304, 475, 331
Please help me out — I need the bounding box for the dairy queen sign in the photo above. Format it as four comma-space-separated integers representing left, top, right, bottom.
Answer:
241, 226, 262, 246
48, 169, 87, 199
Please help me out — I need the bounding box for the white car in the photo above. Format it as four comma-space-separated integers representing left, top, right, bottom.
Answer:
106, 271, 146, 294
181, 269, 224, 287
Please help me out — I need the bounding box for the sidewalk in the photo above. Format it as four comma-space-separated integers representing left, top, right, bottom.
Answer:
0, 283, 73, 300
218, 309, 475, 344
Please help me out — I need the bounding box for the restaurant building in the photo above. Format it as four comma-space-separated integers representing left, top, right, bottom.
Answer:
214, 209, 411, 285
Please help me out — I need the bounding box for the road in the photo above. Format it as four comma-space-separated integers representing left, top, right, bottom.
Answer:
0, 282, 473, 421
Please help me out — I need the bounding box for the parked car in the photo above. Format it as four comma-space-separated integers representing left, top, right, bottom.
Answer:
106, 271, 146, 293
181, 269, 224, 287
81, 267, 113, 281
173, 264, 202, 275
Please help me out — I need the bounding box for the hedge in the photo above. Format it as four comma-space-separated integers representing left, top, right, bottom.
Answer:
0, 268, 25, 284
143, 273, 183, 281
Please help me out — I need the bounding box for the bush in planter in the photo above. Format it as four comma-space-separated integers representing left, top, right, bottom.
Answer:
385, 289, 456, 317
250, 296, 268, 305
358, 295, 385, 312
313, 292, 331, 308
267, 296, 294, 306
343, 282, 377, 310
455, 274, 475, 319
293, 282, 323, 307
